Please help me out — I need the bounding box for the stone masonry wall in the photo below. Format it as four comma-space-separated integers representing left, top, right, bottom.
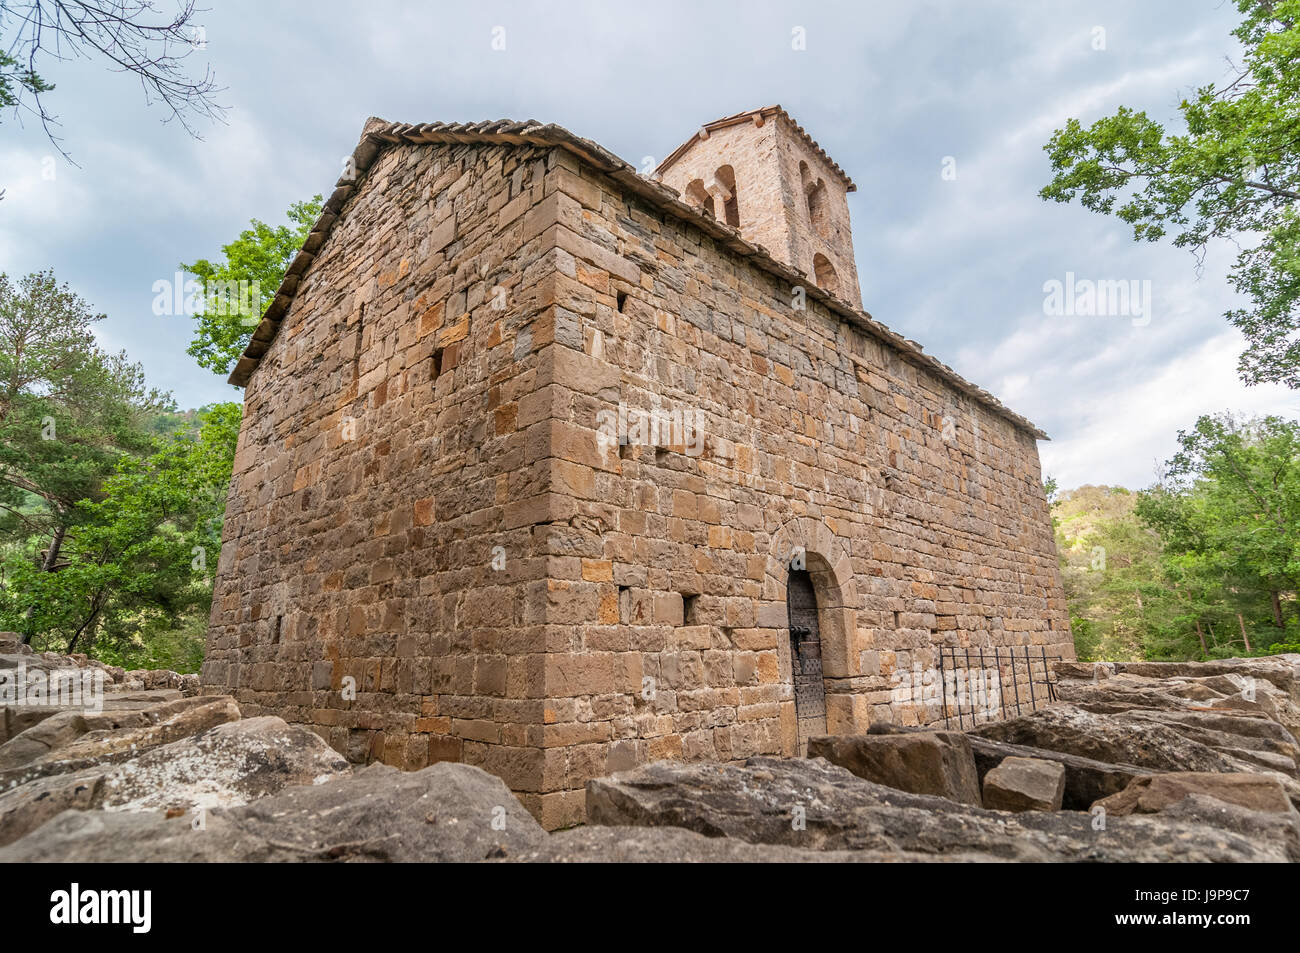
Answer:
206, 136, 1071, 831
532, 147, 1071, 827
204, 141, 566, 801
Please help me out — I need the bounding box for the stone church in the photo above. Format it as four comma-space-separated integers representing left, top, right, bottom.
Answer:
203, 106, 1073, 828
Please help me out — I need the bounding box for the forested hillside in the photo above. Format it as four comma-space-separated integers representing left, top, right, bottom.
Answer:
1053, 415, 1300, 662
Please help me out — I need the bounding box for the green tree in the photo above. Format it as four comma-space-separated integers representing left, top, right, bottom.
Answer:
0, 270, 169, 642
181, 195, 323, 376
1039, 0, 1300, 386
0, 48, 52, 110
1054, 485, 1176, 661
1137, 413, 1300, 651
1055, 415, 1300, 664
0, 402, 240, 662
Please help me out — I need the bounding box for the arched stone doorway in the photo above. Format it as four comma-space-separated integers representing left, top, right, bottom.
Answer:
787, 568, 827, 755
764, 517, 868, 753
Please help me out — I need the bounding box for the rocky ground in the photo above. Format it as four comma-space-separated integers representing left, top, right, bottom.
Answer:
2, 632, 1297, 862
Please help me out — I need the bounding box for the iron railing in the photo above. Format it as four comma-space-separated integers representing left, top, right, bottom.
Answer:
932, 644, 1061, 729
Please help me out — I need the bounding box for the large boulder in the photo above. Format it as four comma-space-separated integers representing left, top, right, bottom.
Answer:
122, 668, 200, 696
1055, 676, 1216, 714
0, 641, 198, 711
585, 757, 1291, 862
982, 756, 1065, 812
1214, 688, 1300, 745
1113, 709, 1298, 766
807, 731, 982, 805
974, 703, 1300, 810
0, 716, 350, 846
1132, 707, 1298, 746
1, 687, 185, 745
972, 704, 1253, 775
1057, 657, 1299, 699
1055, 657, 1300, 743
0, 695, 231, 772
1051, 674, 1298, 776
1094, 772, 1296, 818
0, 710, 98, 770
0, 763, 546, 862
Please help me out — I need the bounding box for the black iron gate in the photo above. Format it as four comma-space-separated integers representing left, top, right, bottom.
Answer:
787, 569, 827, 754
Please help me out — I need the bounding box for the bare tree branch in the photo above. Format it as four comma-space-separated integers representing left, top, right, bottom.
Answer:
0, 0, 225, 160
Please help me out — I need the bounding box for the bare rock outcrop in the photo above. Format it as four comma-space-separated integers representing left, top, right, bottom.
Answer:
1055, 656, 1300, 744
2, 647, 1298, 862
586, 756, 1294, 862
967, 734, 1152, 809
509, 825, 1001, 863
972, 657, 1300, 812
972, 704, 1259, 775
0, 763, 545, 862
0, 715, 350, 846
0, 696, 237, 777
0, 635, 201, 747
1094, 772, 1296, 818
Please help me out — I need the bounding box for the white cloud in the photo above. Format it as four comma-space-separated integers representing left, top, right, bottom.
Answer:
10, 0, 1282, 496
1040, 331, 1300, 489
0, 148, 95, 264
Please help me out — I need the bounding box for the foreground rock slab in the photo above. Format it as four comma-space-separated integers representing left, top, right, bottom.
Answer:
807, 730, 982, 806
0, 695, 237, 776
1056, 657, 1298, 698
0, 763, 546, 862
587, 757, 1295, 862
982, 756, 1066, 812
1055, 657, 1300, 748
1094, 772, 1296, 818
0, 716, 350, 846
972, 703, 1290, 784
0, 689, 185, 747
510, 825, 1003, 863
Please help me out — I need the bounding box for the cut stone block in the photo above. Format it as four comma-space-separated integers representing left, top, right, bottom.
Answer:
982, 756, 1066, 812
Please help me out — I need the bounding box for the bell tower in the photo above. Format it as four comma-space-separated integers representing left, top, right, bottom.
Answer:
657, 106, 862, 309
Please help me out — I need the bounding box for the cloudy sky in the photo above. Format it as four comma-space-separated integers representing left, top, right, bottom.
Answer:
4, 0, 1296, 490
